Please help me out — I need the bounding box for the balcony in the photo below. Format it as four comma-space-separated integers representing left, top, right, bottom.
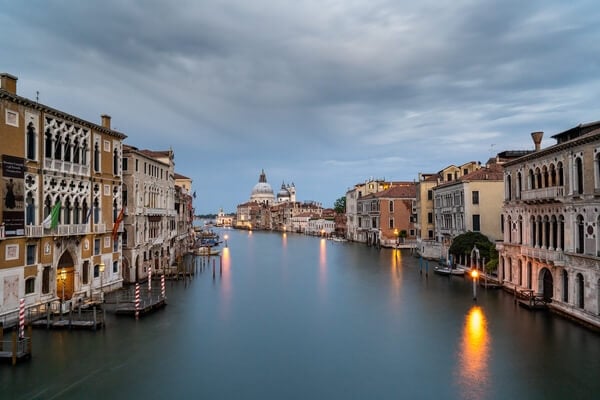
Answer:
26, 225, 44, 237
44, 158, 90, 177
521, 186, 564, 204
145, 208, 167, 216
25, 224, 89, 237
57, 224, 89, 236
521, 246, 565, 265
94, 224, 106, 233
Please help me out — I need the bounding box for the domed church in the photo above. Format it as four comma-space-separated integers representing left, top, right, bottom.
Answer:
250, 169, 275, 205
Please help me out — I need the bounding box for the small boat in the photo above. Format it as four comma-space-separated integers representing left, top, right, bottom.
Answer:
195, 246, 221, 256
433, 267, 465, 277
331, 236, 347, 242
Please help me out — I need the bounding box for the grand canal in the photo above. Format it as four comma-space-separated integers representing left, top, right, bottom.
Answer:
3, 229, 600, 399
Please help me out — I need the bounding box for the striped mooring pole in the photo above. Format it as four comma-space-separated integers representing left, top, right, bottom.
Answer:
161, 274, 166, 299
135, 283, 140, 319
19, 298, 25, 338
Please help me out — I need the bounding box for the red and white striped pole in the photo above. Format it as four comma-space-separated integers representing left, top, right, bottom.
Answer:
161, 274, 166, 299
148, 265, 152, 291
19, 298, 25, 338
135, 283, 140, 319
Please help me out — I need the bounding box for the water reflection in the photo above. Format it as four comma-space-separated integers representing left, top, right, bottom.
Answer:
319, 238, 327, 294
389, 249, 402, 301
219, 248, 232, 318
456, 306, 491, 400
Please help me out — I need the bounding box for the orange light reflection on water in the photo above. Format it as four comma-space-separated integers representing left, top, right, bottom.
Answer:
319, 238, 327, 292
389, 249, 402, 300
456, 306, 491, 400
219, 248, 232, 316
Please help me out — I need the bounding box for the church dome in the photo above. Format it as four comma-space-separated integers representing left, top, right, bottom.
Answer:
250, 169, 275, 204
277, 182, 290, 200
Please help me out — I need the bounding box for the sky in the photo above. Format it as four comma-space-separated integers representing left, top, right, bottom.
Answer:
2, 1, 600, 214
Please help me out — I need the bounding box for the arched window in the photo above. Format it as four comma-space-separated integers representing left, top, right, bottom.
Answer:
82, 139, 88, 165
64, 136, 71, 162
54, 133, 62, 160
576, 157, 584, 194
73, 138, 80, 164
44, 195, 52, 219
45, 129, 53, 158
113, 148, 119, 175
562, 270, 569, 302
64, 197, 72, 225
506, 174, 512, 200
549, 164, 557, 186
529, 169, 535, 190
576, 273, 584, 308
530, 216, 537, 246
94, 142, 100, 172
73, 198, 81, 224
26, 192, 35, 225
535, 167, 542, 189
517, 172, 522, 199
93, 198, 100, 223
527, 261, 532, 289
26, 122, 36, 160
558, 162, 564, 186
518, 216, 523, 244
518, 260, 523, 286
82, 199, 89, 224
576, 215, 585, 254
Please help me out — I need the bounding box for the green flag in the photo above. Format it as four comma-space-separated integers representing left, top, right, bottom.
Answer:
43, 201, 61, 229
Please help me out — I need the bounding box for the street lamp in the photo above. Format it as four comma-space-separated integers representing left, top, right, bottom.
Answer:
224, 234, 228, 248
471, 269, 479, 301
394, 228, 399, 248
99, 262, 105, 302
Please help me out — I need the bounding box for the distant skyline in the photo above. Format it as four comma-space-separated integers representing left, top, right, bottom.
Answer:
2, 1, 600, 213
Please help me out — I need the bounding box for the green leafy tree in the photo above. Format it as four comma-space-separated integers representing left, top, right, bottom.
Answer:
448, 231, 498, 271
334, 196, 346, 214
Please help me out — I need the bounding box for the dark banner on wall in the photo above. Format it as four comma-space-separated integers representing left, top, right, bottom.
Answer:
2, 155, 25, 236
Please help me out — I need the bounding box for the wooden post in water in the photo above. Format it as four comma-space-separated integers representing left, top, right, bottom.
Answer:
12, 330, 17, 366
27, 325, 32, 355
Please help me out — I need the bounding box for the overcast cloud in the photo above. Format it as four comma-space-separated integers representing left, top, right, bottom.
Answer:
2, 0, 599, 213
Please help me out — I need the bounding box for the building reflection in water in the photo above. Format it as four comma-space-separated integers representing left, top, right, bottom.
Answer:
456, 306, 491, 400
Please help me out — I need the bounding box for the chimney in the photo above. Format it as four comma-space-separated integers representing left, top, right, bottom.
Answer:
0, 73, 18, 94
531, 131, 543, 151
101, 114, 111, 129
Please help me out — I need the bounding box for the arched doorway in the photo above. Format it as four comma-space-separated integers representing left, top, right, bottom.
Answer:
541, 268, 554, 302
57, 251, 75, 300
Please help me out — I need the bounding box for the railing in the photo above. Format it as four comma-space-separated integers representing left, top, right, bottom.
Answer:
521, 246, 564, 262
43, 158, 90, 177
0, 224, 5, 239
25, 225, 44, 237
145, 208, 167, 215
57, 224, 89, 236
94, 223, 106, 233
521, 186, 564, 202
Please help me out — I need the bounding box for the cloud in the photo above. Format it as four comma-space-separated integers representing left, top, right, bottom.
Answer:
1, 0, 599, 212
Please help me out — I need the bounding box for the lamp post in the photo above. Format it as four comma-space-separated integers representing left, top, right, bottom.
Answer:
224, 234, 228, 248
394, 228, 399, 249
99, 262, 105, 302
471, 269, 479, 301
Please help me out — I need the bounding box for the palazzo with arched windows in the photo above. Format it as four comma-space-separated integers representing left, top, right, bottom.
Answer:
498, 125, 600, 330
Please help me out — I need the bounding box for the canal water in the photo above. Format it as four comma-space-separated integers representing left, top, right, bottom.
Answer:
3, 229, 600, 399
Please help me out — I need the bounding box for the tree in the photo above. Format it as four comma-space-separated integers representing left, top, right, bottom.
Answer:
448, 231, 498, 270
334, 196, 346, 214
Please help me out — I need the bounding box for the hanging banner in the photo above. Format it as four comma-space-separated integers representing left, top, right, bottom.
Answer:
2, 155, 25, 236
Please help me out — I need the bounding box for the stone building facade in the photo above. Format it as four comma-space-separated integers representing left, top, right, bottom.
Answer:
498, 125, 600, 329
0, 72, 125, 315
